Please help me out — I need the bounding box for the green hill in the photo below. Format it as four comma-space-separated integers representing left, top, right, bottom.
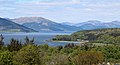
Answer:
53, 28, 120, 45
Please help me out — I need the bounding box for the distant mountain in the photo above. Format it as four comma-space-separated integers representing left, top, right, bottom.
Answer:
0, 18, 36, 32
104, 21, 120, 28
12, 17, 81, 32
75, 20, 103, 26
75, 20, 120, 30
11, 17, 120, 31
60, 22, 76, 26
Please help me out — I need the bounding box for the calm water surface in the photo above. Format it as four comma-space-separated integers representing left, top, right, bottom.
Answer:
1, 32, 80, 46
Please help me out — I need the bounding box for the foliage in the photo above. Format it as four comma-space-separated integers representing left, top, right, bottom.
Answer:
0, 51, 13, 65
48, 54, 69, 65
7, 38, 22, 52
0, 31, 120, 65
0, 42, 119, 64
13, 45, 42, 65
53, 28, 120, 45
73, 51, 104, 65
0, 34, 4, 49
52, 35, 73, 41
24, 36, 35, 45
95, 46, 120, 63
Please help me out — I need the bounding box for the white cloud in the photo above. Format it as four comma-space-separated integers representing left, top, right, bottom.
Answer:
85, 2, 120, 8
16, 0, 80, 6
0, 0, 120, 22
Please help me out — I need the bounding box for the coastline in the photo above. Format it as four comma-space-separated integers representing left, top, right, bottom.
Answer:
46, 40, 87, 44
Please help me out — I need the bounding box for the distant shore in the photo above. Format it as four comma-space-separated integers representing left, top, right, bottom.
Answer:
46, 40, 88, 44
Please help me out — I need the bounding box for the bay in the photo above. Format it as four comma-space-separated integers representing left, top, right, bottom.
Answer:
0, 32, 80, 46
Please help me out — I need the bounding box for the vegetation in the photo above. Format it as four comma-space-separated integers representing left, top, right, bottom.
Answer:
0, 28, 120, 65
53, 28, 120, 45
0, 35, 119, 65
73, 51, 104, 65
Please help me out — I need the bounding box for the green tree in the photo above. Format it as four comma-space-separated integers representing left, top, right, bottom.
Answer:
13, 45, 42, 65
113, 36, 120, 45
73, 51, 104, 65
98, 35, 114, 45
0, 51, 13, 65
48, 54, 69, 65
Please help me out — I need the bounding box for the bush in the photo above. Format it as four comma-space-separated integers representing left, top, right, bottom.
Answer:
73, 51, 104, 65
13, 45, 42, 65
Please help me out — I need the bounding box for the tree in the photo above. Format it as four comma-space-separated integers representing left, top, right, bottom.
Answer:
52, 35, 72, 41
13, 45, 42, 65
73, 51, 104, 65
48, 54, 69, 65
113, 36, 120, 45
0, 51, 13, 65
85, 33, 97, 41
80, 42, 94, 51
64, 43, 75, 48
101, 46, 120, 63
24, 36, 35, 45
98, 35, 114, 45
0, 34, 4, 49
7, 38, 22, 52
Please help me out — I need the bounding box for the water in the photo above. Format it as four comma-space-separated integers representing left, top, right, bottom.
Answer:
1, 32, 80, 46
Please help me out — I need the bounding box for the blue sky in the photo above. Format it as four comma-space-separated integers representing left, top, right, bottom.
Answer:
0, 0, 120, 23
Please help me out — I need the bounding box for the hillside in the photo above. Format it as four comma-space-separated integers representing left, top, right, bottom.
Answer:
52, 28, 120, 45
0, 18, 36, 32
72, 28, 120, 40
12, 17, 81, 32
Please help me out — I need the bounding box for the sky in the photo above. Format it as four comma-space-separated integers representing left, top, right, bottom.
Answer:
0, 0, 120, 23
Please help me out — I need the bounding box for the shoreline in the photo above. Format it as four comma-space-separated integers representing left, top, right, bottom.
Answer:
46, 40, 87, 44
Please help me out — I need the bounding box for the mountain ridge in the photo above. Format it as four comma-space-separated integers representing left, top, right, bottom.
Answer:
74, 20, 120, 30
1, 16, 120, 32
12, 17, 81, 32
0, 18, 37, 32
